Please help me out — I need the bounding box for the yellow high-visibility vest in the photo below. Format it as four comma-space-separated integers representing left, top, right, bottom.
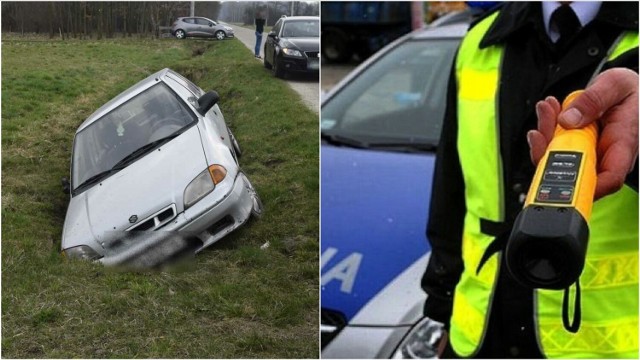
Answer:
451, 11, 639, 358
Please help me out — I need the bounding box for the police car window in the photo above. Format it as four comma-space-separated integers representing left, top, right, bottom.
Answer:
322, 38, 459, 146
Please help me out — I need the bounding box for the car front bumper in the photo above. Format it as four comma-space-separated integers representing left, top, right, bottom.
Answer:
322, 325, 411, 359
166, 171, 255, 250
98, 172, 257, 267
279, 55, 319, 73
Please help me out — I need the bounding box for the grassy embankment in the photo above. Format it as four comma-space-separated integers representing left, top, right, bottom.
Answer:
1, 35, 318, 358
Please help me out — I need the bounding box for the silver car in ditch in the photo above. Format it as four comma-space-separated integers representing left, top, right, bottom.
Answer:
61, 68, 262, 265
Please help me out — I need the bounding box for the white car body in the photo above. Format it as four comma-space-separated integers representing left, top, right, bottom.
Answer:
61, 68, 261, 266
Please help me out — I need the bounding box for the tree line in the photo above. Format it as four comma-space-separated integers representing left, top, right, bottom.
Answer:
219, 1, 319, 26
1, 2, 222, 39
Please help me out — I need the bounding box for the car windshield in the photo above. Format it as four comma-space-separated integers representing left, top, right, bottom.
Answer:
72, 83, 197, 191
282, 19, 319, 38
321, 38, 460, 149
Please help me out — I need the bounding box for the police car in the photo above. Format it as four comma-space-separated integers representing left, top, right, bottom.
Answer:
321, 22, 468, 358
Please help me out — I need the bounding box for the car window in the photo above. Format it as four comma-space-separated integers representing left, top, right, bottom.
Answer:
165, 75, 201, 109
183, 18, 196, 24
167, 72, 205, 99
72, 83, 197, 190
281, 20, 319, 38
196, 18, 210, 26
321, 38, 459, 146
272, 20, 282, 35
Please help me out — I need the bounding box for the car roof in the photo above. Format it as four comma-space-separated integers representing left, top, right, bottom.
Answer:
281, 16, 319, 21
413, 22, 469, 40
179, 16, 215, 21
77, 68, 176, 133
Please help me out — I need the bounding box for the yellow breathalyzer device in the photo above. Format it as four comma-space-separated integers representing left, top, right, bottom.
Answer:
506, 90, 597, 290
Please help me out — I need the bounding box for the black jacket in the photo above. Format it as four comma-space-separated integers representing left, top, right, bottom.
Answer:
255, 18, 266, 34
421, 2, 638, 358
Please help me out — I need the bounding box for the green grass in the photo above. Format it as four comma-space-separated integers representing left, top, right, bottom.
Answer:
2, 35, 318, 358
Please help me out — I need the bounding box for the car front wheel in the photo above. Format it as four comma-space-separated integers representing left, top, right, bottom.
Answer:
263, 54, 272, 69
273, 54, 285, 79
228, 128, 242, 158
175, 29, 186, 40
215, 31, 226, 40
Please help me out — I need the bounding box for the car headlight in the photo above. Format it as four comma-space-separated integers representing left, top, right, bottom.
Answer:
282, 48, 303, 57
184, 164, 227, 209
62, 245, 103, 261
225, 26, 232, 31
391, 317, 445, 359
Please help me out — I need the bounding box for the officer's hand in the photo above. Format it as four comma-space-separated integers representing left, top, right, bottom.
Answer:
528, 68, 639, 200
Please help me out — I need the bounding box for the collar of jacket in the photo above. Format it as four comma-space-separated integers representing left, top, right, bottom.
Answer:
477, 2, 639, 49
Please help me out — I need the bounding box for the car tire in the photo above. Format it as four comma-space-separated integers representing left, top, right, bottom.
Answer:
215, 31, 226, 40
175, 29, 186, 40
240, 173, 263, 219
273, 54, 285, 79
251, 192, 264, 219
228, 128, 242, 158
321, 28, 352, 63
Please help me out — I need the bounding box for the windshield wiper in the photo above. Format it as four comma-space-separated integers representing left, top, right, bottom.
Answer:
73, 133, 181, 194
73, 169, 120, 194
322, 133, 437, 152
321, 133, 368, 149
366, 142, 437, 152
111, 133, 180, 170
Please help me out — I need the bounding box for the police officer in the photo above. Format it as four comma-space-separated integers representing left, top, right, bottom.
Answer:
421, 2, 638, 358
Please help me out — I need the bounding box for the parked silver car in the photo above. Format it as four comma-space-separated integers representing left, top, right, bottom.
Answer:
171, 17, 234, 40
61, 68, 262, 266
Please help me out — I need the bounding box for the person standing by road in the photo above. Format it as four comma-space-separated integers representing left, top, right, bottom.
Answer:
255, 11, 266, 59
420, 2, 638, 358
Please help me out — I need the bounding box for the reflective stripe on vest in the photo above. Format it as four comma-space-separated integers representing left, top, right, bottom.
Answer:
452, 11, 639, 358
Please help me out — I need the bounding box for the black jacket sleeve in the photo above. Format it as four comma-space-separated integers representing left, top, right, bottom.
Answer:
420, 60, 466, 326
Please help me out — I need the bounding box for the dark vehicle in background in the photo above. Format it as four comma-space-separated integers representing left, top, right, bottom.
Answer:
321, 2, 423, 63
263, 16, 320, 79
171, 17, 234, 40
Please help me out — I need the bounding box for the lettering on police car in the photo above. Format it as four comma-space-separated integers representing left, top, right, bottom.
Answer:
321, 247, 362, 294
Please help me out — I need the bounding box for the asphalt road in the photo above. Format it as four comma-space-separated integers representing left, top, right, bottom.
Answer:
228, 23, 319, 114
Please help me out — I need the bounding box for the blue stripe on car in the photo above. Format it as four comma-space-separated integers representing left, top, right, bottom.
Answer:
321, 145, 434, 320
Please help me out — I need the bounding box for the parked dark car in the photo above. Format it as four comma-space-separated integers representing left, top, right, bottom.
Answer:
263, 16, 319, 78
171, 17, 234, 40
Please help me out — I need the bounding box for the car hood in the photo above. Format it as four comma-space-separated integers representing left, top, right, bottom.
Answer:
282, 37, 319, 52
62, 126, 208, 251
321, 144, 434, 326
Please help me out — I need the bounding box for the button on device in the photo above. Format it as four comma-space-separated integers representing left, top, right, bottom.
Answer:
551, 161, 575, 168
553, 153, 577, 160
544, 170, 577, 182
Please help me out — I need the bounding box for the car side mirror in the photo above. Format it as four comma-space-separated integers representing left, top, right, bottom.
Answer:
62, 177, 71, 194
268, 32, 277, 39
197, 91, 220, 115
209, 23, 213, 27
